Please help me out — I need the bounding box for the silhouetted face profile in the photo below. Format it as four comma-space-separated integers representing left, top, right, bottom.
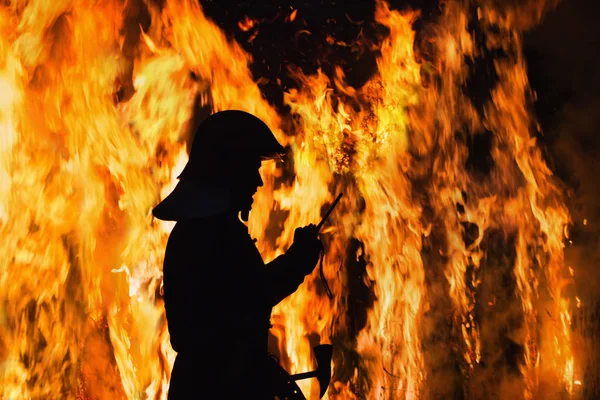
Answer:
229, 159, 264, 219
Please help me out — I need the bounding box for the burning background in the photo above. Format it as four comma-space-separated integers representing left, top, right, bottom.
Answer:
0, 0, 598, 399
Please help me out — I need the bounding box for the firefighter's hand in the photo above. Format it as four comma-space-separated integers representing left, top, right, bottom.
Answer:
292, 224, 324, 274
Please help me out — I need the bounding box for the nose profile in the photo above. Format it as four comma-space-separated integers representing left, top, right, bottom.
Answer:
256, 170, 264, 188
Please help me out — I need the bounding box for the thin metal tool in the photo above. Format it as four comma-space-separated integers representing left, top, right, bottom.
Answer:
315, 193, 343, 301
316, 193, 343, 232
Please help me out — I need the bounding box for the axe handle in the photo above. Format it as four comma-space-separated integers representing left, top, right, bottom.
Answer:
290, 370, 318, 381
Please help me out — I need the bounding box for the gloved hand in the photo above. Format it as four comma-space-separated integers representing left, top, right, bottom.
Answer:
290, 224, 324, 275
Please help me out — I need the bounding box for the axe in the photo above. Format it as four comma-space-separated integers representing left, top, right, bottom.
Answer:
290, 344, 333, 398
269, 344, 333, 399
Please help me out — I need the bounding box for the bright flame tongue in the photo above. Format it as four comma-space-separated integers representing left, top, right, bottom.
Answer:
0, 0, 576, 399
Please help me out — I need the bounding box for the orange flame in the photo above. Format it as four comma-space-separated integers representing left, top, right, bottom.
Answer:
0, 0, 580, 399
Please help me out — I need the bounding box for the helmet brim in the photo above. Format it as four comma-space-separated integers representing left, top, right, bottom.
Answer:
152, 181, 230, 221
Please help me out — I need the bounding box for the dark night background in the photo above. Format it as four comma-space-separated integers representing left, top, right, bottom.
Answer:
196, 0, 599, 397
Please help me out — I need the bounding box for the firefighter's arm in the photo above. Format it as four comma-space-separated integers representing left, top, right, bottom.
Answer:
264, 224, 323, 307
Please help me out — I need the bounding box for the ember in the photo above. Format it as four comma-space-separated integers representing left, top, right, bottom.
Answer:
0, 0, 594, 399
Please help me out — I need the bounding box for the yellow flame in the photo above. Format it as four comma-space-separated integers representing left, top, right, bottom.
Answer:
0, 0, 579, 399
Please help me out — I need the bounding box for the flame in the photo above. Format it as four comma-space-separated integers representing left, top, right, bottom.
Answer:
0, 0, 580, 399
238, 16, 257, 32
288, 9, 298, 23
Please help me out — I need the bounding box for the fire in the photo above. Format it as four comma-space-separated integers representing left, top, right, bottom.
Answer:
0, 0, 579, 399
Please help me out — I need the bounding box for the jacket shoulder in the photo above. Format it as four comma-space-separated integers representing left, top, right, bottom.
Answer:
163, 218, 221, 271
167, 218, 218, 246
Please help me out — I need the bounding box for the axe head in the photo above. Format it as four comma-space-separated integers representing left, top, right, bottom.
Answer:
313, 344, 333, 398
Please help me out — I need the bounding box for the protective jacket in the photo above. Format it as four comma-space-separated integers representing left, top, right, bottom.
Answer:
163, 212, 312, 399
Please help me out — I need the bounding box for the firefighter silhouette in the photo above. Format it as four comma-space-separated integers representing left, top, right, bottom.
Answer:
153, 110, 323, 399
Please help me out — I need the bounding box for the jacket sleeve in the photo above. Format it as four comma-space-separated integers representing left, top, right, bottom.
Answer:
263, 242, 317, 307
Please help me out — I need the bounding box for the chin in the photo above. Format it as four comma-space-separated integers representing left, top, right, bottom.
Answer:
240, 208, 250, 222
236, 197, 254, 222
